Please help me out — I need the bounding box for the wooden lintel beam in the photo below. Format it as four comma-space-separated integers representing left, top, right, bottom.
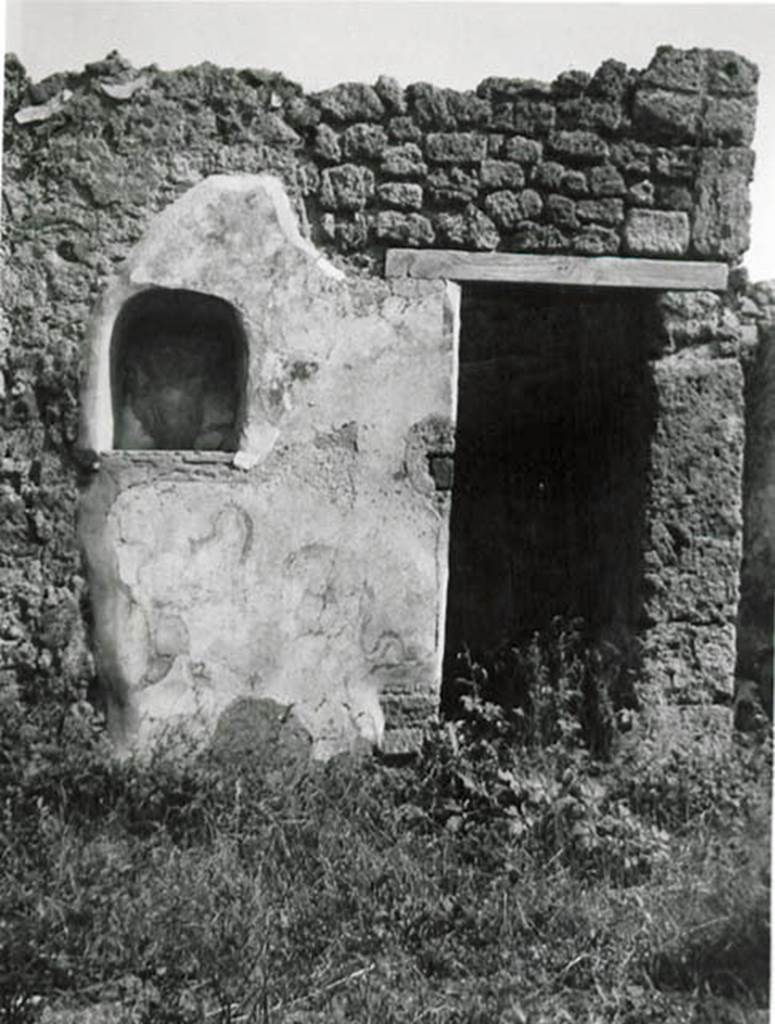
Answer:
385, 250, 729, 291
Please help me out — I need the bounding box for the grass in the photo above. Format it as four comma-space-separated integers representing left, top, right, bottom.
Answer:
1, 623, 771, 1023
1, 701, 770, 1023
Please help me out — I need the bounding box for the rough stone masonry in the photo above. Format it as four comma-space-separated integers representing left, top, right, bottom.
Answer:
0, 44, 771, 756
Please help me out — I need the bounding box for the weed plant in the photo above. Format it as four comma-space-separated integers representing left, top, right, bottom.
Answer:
0, 621, 770, 1023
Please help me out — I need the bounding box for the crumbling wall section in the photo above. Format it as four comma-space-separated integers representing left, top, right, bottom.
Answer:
0, 45, 759, 722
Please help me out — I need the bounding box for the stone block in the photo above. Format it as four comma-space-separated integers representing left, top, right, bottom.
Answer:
610, 140, 652, 177
406, 82, 454, 129
446, 90, 492, 128
588, 164, 626, 196
551, 69, 591, 98
426, 132, 487, 164
556, 97, 622, 132
638, 355, 745, 702
512, 97, 556, 135
374, 74, 406, 114
544, 194, 578, 228
484, 188, 543, 229
341, 123, 388, 160
381, 143, 427, 180
627, 180, 655, 206
571, 225, 620, 255
283, 96, 321, 131
632, 90, 702, 143
530, 161, 564, 190
654, 183, 693, 213
312, 123, 341, 164
508, 221, 568, 252
639, 46, 706, 92
433, 207, 499, 251
561, 169, 588, 195
387, 116, 423, 143
320, 164, 375, 211
691, 148, 754, 260
548, 130, 609, 163
652, 146, 698, 181
316, 82, 385, 123
624, 209, 689, 256
588, 58, 630, 100
706, 50, 759, 96
427, 167, 479, 206
480, 160, 525, 191
576, 198, 624, 225
375, 210, 435, 246
503, 135, 543, 165
377, 182, 423, 211
702, 95, 757, 146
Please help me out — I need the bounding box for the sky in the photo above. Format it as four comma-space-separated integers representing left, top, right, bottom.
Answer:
3, 1, 775, 280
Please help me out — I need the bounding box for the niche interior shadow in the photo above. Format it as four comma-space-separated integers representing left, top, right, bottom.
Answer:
442, 284, 656, 704
110, 288, 248, 451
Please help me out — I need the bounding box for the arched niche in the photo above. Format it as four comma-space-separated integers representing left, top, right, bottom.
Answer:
110, 288, 248, 451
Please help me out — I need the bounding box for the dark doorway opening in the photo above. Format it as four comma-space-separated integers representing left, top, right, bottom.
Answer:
443, 284, 656, 699
111, 288, 247, 451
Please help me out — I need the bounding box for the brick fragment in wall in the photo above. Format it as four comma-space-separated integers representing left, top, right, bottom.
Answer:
319, 164, 375, 211
576, 198, 624, 225
387, 116, 423, 143
433, 206, 499, 251
561, 170, 588, 196
545, 194, 578, 229
480, 160, 525, 191
624, 209, 690, 256
652, 146, 698, 182
556, 97, 623, 133
374, 210, 435, 246
503, 135, 542, 164
531, 161, 564, 190
512, 98, 556, 135
484, 188, 543, 229
487, 135, 505, 157
313, 123, 341, 163
588, 164, 626, 196
551, 69, 591, 98
445, 90, 492, 127
426, 132, 487, 164
341, 123, 388, 160
406, 82, 454, 129
374, 75, 406, 114
507, 221, 568, 252
381, 143, 427, 179
691, 147, 754, 260
632, 90, 702, 143
702, 95, 757, 146
377, 182, 423, 211
640, 46, 707, 92
547, 130, 609, 163
627, 180, 655, 206
315, 82, 384, 123
706, 50, 759, 95
427, 167, 479, 206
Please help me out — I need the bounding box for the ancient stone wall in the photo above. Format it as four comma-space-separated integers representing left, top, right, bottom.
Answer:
0, 45, 761, 744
